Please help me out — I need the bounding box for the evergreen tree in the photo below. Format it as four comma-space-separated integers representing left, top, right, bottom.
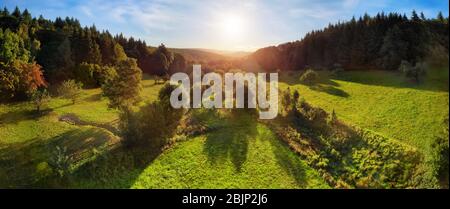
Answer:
379, 25, 408, 70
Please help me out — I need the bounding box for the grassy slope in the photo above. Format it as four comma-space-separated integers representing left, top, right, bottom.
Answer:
131, 114, 328, 189
0, 78, 163, 187
1, 67, 448, 188
0, 78, 162, 144
279, 67, 449, 155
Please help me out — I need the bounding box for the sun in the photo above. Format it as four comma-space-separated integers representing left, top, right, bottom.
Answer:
220, 14, 245, 40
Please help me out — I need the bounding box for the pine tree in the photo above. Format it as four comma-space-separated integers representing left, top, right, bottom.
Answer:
437, 12, 445, 23
379, 25, 407, 70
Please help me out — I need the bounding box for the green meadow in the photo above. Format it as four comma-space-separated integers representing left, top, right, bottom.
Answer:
279, 68, 449, 155
0, 67, 448, 188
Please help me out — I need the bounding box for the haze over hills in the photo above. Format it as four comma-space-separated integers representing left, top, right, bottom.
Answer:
168, 48, 251, 63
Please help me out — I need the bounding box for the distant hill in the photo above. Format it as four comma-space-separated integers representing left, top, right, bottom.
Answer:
168, 48, 251, 62
199, 48, 252, 58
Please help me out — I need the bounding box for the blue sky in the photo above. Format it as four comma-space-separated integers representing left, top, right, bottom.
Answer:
2, 0, 448, 51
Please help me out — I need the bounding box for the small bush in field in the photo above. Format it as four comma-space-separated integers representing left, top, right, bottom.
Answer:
121, 83, 184, 153
49, 146, 72, 178
300, 69, 319, 85
31, 89, 50, 112
331, 63, 344, 77
58, 79, 83, 104
35, 161, 53, 180
398, 60, 427, 84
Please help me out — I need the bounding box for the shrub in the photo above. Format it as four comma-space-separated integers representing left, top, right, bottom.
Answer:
35, 161, 53, 181
293, 99, 329, 131
430, 118, 449, 188
398, 60, 427, 83
31, 88, 50, 112
58, 79, 83, 104
280, 87, 292, 115
300, 69, 319, 85
49, 146, 72, 178
330, 63, 344, 77
121, 83, 184, 152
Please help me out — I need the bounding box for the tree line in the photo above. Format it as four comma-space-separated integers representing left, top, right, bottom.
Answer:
0, 6, 186, 102
249, 11, 449, 72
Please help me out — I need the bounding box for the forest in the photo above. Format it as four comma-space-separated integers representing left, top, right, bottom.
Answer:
248, 11, 448, 72
0, 6, 185, 102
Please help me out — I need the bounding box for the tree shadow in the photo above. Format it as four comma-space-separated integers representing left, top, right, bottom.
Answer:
83, 93, 102, 102
0, 127, 123, 188
309, 84, 349, 97
203, 112, 257, 172
0, 137, 51, 188
65, 145, 159, 188
266, 136, 307, 187
334, 69, 449, 92
0, 108, 55, 125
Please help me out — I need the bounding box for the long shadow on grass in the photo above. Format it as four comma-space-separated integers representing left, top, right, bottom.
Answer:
203, 111, 257, 172
266, 134, 308, 187
0, 108, 56, 125
0, 127, 128, 188
334, 70, 449, 92
83, 93, 102, 102
309, 84, 349, 97
0, 102, 76, 125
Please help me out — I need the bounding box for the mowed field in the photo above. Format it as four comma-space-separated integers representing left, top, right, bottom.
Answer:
0, 67, 448, 188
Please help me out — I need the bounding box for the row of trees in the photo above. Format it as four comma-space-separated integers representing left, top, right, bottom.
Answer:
249, 11, 448, 72
0, 7, 187, 102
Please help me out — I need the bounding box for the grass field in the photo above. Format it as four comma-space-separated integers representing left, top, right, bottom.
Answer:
72, 112, 329, 188
130, 113, 328, 189
0, 67, 448, 188
279, 68, 449, 155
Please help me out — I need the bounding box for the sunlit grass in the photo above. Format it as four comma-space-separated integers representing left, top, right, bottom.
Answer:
279, 68, 449, 155
0, 75, 161, 145
131, 115, 328, 189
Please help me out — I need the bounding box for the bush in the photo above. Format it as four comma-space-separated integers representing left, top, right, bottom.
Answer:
31, 88, 50, 112
398, 60, 427, 83
430, 118, 449, 188
49, 146, 72, 178
121, 83, 184, 152
280, 87, 292, 115
58, 79, 83, 104
300, 69, 319, 85
330, 63, 344, 77
297, 99, 328, 130
35, 161, 53, 181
